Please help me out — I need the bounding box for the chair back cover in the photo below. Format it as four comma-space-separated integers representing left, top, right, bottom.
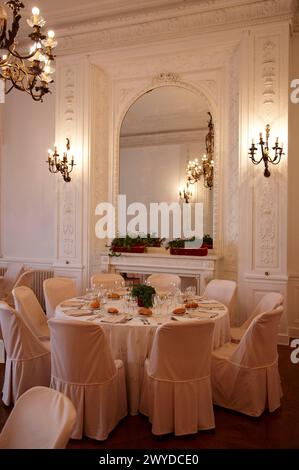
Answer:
231, 306, 283, 368
49, 319, 116, 385
43, 277, 77, 319
13, 286, 50, 340
212, 306, 283, 416
0, 386, 76, 449
149, 320, 214, 381
146, 274, 181, 294
0, 301, 51, 405
204, 279, 237, 321
5, 270, 35, 308
242, 292, 283, 330
1, 263, 24, 297
90, 273, 125, 290
48, 318, 127, 440
140, 320, 215, 435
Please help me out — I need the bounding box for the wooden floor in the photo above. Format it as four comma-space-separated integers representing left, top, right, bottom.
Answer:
0, 344, 298, 449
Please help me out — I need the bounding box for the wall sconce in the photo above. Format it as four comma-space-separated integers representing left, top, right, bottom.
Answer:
46, 138, 75, 182
185, 112, 214, 189
249, 124, 284, 177
179, 181, 192, 203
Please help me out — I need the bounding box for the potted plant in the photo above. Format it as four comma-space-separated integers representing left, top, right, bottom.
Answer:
166, 236, 208, 256
143, 233, 166, 254
202, 234, 213, 249
131, 284, 156, 307
107, 235, 146, 256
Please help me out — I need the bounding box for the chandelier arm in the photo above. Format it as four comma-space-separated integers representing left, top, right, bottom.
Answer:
7, 45, 40, 61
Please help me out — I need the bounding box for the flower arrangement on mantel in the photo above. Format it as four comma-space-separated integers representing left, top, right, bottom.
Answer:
131, 284, 156, 308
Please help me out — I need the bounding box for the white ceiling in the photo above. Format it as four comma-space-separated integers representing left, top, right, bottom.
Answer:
121, 86, 210, 136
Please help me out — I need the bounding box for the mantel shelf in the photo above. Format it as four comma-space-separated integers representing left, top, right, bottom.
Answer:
99, 250, 222, 294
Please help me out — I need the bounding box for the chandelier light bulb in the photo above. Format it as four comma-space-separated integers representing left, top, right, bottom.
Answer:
32, 7, 40, 16
47, 30, 55, 39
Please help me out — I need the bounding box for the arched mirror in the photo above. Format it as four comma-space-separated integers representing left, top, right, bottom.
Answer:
119, 85, 214, 241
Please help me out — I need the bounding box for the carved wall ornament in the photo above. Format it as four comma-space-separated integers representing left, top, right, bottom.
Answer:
152, 72, 181, 85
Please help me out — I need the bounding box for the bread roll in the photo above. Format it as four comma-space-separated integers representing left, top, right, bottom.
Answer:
185, 302, 199, 309
89, 299, 100, 309
107, 307, 119, 314
138, 307, 153, 316
172, 307, 186, 315
108, 292, 120, 300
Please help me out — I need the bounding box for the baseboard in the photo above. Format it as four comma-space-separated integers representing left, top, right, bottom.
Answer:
288, 327, 299, 340
278, 333, 290, 346
0, 340, 4, 363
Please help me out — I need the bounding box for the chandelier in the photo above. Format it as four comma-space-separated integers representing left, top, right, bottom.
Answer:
0, 1, 57, 102
47, 138, 75, 183
249, 124, 284, 177
185, 112, 214, 190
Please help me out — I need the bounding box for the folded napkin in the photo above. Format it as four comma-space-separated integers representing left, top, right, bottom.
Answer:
64, 309, 93, 317
100, 314, 126, 324
198, 302, 226, 309
61, 300, 85, 308
189, 311, 219, 319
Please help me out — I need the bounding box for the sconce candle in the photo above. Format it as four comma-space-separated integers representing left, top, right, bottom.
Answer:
249, 124, 284, 177
46, 138, 75, 182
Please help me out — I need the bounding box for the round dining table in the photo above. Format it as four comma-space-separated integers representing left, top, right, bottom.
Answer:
55, 296, 230, 415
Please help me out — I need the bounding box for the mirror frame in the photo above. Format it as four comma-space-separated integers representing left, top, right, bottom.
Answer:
112, 79, 221, 255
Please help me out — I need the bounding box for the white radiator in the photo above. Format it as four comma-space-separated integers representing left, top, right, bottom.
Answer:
32, 269, 54, 311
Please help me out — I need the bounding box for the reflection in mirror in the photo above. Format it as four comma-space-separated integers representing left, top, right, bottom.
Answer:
119, 86, 214, 240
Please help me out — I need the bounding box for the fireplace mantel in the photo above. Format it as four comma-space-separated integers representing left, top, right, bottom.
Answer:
99, 251, 222, 294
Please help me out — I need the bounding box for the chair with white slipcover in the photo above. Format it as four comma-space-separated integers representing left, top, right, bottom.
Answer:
139, 320, 215, 436
203, 279, 237, 324
48, 318, 127, 441
146, 273, 181, 295
2, 270, 35, 308
211, 306, 283, 417
13, 286, 50, 341
230, 292, 283, 343
90, 273, 125, 290
0, 302, 51, 406
0, 386, 76, 449
43, 277, 78, 319
0, 263, 24, 300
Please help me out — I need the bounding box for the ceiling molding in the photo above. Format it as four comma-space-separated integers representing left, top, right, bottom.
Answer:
49, 0, 297, 56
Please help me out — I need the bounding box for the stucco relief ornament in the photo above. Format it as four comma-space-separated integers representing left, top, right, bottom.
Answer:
152, 72, 181, 85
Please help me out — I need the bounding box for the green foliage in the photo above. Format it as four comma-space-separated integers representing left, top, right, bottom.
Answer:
166, 236, 196, 250
131, 284, 156, 308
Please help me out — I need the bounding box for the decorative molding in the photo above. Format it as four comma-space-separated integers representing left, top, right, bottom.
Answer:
222, 48, 240, 277
120, 128, 206, 147
52, 0, 296, 56
253, 173, 279, 269
152, 72, 181, 85
56, 65, 78, 261
255, 35, 279, 122
90, 65, 110, 272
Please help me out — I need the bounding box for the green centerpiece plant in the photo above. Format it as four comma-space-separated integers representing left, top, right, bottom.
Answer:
131, 284, 156, 308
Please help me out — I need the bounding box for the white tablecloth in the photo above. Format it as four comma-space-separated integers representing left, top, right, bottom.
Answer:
55, 298, 230, 415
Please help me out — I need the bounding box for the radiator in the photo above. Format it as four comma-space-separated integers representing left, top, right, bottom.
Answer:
0, 267, 6, 276
32, 269, 54, 311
